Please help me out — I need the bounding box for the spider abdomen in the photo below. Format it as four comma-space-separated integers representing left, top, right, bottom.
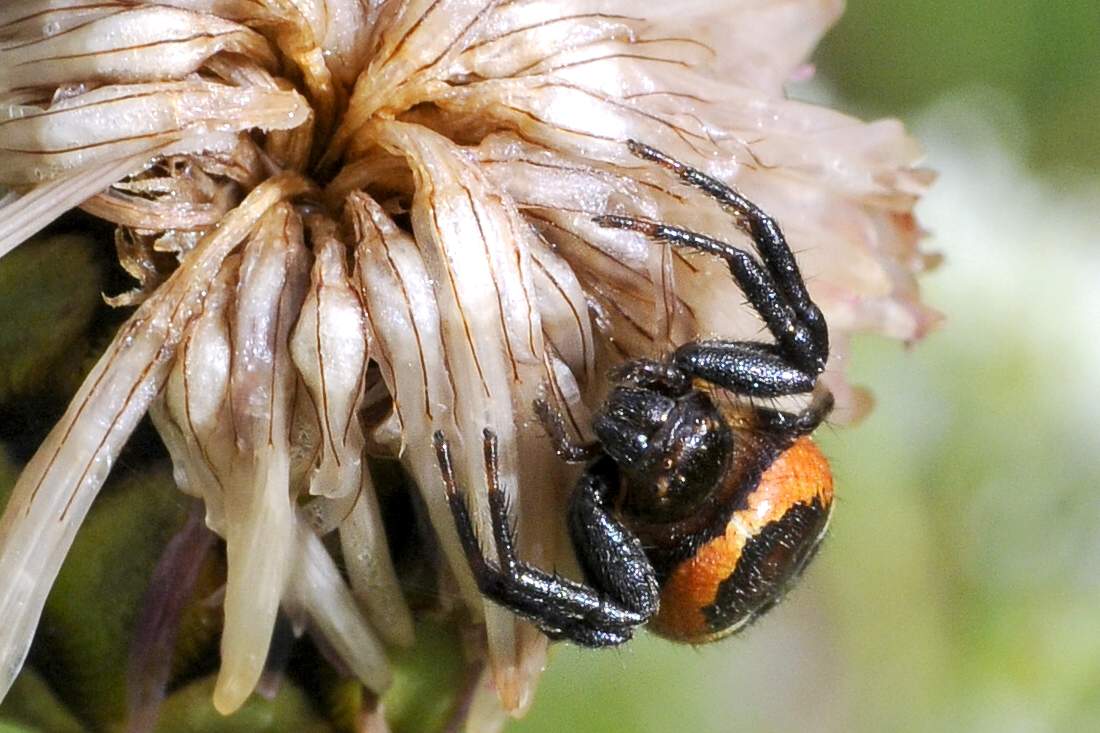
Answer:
650, 437, 834, 643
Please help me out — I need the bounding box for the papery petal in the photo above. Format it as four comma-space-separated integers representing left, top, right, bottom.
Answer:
529, 238, 596, 389
0, 152, 160, 260
282, 0, 373, 85
151, 257, 240, 535
0, 6, 276, 95
0, 172, 313, 704
214, 202, 310, 714
289, 217, 414, 648
283, 515, 391, 693
348, 184, 482, 647
367, 120, 573, 712
0, 81, 308, 186
323, 0, 497, 164
81, 181, 235, 233
330, 483, 416, 648
290, 223, 370, 501
476, 135, 698, 357
635, 0, 844, 93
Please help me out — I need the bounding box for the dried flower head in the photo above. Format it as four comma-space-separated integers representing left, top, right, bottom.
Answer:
0, 0, 937, 724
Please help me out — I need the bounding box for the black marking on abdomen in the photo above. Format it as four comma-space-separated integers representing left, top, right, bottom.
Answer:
701, 497, 830, 633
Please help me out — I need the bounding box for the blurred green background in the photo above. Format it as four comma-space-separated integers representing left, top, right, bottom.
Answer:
2, 2, 1099, 732
515, 2, 1100, 732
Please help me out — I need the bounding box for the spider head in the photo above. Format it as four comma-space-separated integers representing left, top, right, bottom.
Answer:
594, 387, 733, 523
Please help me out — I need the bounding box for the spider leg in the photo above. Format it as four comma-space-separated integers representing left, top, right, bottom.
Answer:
533, 399, 601, 463
433, 431, 657, 647
594, 216, 825, 378
671, 340, 815, 398
567, 459, 661, 621
625, 139, 827, 357
751, 384, 836, 437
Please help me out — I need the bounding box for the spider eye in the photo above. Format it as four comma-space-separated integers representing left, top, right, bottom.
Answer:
621, 392, 732, 521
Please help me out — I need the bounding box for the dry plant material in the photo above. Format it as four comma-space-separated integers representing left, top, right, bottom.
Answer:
0, 0, 937, 721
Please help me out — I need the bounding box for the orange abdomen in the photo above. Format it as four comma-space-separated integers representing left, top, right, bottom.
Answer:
651, 437, 834, 643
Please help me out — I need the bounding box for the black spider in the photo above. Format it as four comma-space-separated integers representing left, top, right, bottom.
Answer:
434, 140, 835, 646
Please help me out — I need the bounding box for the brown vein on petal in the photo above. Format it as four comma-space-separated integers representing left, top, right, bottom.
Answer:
523, 209, 642, 279
0, 130, 180, 157
526, 80, 711, 157
659, 241, 675, 347
24, 317, 135, 513
10, 31, 243, 63
182, 291, 227, 496
605, 333, 629, 360
412, 0, 495, 78
61, 349, 162, 521
314, 276, 340, 465
0, 89, 171, 127
501, 156, 702, 277
342, 334, 368, 450
520, 207, 697, 313
481, 154, 687, 203
360, 300, 406, 434
634, 35, 715, 56
376, 0, 442, 70
461, 12, 640, 53
541, 346, 584, 440
515, 226, 539, 359
436, 330, 463, 431
462, 186, 519, 382
54, 271, 205, 519
1, 3, 126, 29
224, 293, 242, 452
531, 255, 588, 377
674, 251, 700, 274
81, 190, 222, 231
495, 103, 616, 143
343, 264, 372, 449
296, 374, 325, 469
517, 192, 700, 275
429, 191, 492, 402
523, 51, 694, 78
1, 7, 129, 51
597, 286, 652, 342
267, 221, 292, 447
368, 213, 431, 422
622, 90, 712, 104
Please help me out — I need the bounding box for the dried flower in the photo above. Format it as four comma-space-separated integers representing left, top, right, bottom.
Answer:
0, 0, 936, 724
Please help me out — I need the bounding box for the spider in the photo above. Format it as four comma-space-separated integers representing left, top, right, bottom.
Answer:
433, 140, 835, 646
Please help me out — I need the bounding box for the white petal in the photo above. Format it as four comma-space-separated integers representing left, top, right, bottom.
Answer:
369, 121, 568, 711
214, 203, 310, 715
290, 226, 370, 501
0, 152, 158, 261
0, 172, 314, 706
289, 218, 415, 648
283, 515, 392, 693
323, 0, 496, 164
0, 81, 309, 186
0, 7, 275, 94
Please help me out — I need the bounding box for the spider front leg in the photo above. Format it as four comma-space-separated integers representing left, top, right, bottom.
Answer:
595, 215, 825, 380
624, 139, 827, 357
596, 141, 829, 379
533, 398, 601, 463
433, 430, 658, 647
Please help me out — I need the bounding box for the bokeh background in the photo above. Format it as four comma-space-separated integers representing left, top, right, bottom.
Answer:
1, 2, 1098, 732
514, 2, 1100, 731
